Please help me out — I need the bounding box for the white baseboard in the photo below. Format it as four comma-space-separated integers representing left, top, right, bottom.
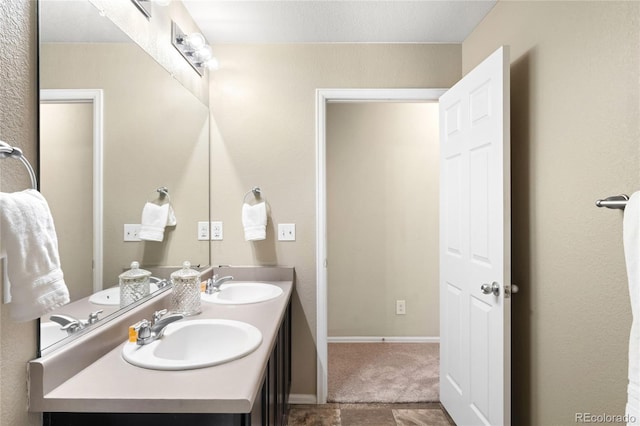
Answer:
327, 336, 440, 343
289, 394, 317, 405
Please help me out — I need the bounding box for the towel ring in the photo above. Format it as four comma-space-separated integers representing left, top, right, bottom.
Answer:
148, 186, 170, 205
243, 187, 264, 203
0, 141, 38, 190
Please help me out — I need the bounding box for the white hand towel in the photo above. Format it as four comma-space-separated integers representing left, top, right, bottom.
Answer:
242, 202, 267, 241
139, 202, 176, 242
623, 192, 640, 425
0, 189, 70, 322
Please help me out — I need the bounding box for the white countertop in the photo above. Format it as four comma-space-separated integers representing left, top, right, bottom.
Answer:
29, 276, 293, 414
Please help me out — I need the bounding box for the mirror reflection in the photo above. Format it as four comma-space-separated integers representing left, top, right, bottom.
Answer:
38, 0, 210, 352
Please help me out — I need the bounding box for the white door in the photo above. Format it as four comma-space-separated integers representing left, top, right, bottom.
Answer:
439, 46, 511, 425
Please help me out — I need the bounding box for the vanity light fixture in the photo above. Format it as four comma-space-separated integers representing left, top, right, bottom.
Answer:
131, 0, 152, 19
131, 0, 171, 19
171, 21, 219, 76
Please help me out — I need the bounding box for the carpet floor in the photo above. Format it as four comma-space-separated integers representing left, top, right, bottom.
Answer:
327, 342, 440, 404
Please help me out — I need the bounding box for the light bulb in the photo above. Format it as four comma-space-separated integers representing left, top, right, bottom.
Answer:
185, 33, 205, 50
205, 57, 220, 71
194, 45, 212, 62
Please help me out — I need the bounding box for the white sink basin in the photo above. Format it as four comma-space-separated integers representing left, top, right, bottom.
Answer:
40, 322, 69, 348
121, 319, 262, 370
201, 282, 283, 305
89, 283, 159, 306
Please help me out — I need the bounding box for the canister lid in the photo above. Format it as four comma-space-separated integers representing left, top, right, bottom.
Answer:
170, 261, 201, 281
119, 261, 151, 281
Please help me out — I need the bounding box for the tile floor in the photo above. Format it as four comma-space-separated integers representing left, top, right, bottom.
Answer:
287, 403, 455, 426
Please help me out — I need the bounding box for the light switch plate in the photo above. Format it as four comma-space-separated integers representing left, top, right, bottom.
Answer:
278, 223, 296, 241
197, 221, 210, 241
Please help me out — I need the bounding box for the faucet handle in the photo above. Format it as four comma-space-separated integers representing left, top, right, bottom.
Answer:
150, 277, 169, 288
60, 320, 83, 334
87, 309, 103, 324
204, 278, 214, 294
135, 319, 152, 342
152, 309, 168, 324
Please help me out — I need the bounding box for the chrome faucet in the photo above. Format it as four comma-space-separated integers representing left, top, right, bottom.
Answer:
135, 309, 185, 346
205, 274, 234, 294
50, 314, 85, 334
150, 276, 169, 289
50, 309, 103, 335
87, 309, 104, 325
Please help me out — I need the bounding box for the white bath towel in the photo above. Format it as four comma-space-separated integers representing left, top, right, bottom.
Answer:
623, 192, 640, 425
242, 202, 267, 241
0, 189, 70, 322
139, 202, 177, 242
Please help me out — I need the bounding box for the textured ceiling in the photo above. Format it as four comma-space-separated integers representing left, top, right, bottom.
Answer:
40, 0, 130, 43
40, 0, 496, 44
182, 1, 497, 44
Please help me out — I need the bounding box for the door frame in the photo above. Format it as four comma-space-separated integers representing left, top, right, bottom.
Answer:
40, 89, 104, 294
315, 88, 446, 404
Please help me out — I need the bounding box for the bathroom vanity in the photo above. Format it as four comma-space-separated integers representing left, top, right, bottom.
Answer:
29, 267, 293, 426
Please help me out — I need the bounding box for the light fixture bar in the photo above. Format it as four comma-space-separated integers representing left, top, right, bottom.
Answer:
171, 21, 206, 77
131, 0, 152, 19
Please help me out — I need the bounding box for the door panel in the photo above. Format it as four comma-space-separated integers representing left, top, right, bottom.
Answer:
439, 45, 511, 426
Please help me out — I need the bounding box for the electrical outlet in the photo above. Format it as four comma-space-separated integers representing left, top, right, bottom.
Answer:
396, 300, 406, 315
124, 224, 141, 242
278, 223, 296, 241
197, 221, 210, 241
211, 221, 223, 240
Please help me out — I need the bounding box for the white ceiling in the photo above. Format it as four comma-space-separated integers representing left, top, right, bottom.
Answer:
182, 1, 497, 44
39, 0, 497, 45
40, 0, 131, 43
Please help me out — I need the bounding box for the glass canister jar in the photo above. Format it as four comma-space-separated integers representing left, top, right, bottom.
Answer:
119, 261, 151, 308
169, 261, 202, 316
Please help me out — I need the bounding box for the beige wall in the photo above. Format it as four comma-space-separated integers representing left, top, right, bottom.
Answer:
463, 1, 639, 424
327, 102, 439, 337
0, 1, 41, 425
209, 44, 461, 396
41, 43, 210, 287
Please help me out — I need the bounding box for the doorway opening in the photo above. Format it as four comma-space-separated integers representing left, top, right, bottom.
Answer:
40, 89, 103, 298
316, 89, 446, 404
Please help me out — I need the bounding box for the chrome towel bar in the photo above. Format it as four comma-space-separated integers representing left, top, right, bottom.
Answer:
595, 194, 629, 210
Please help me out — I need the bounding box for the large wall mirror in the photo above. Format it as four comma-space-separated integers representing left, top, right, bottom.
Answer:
38, 0, 210, 354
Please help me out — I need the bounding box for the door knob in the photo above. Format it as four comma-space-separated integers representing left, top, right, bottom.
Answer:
481, 282, 500, 296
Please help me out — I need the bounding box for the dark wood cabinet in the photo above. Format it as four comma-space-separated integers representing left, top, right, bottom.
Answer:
262, 302, 291, 426
44, 301, 292, 426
